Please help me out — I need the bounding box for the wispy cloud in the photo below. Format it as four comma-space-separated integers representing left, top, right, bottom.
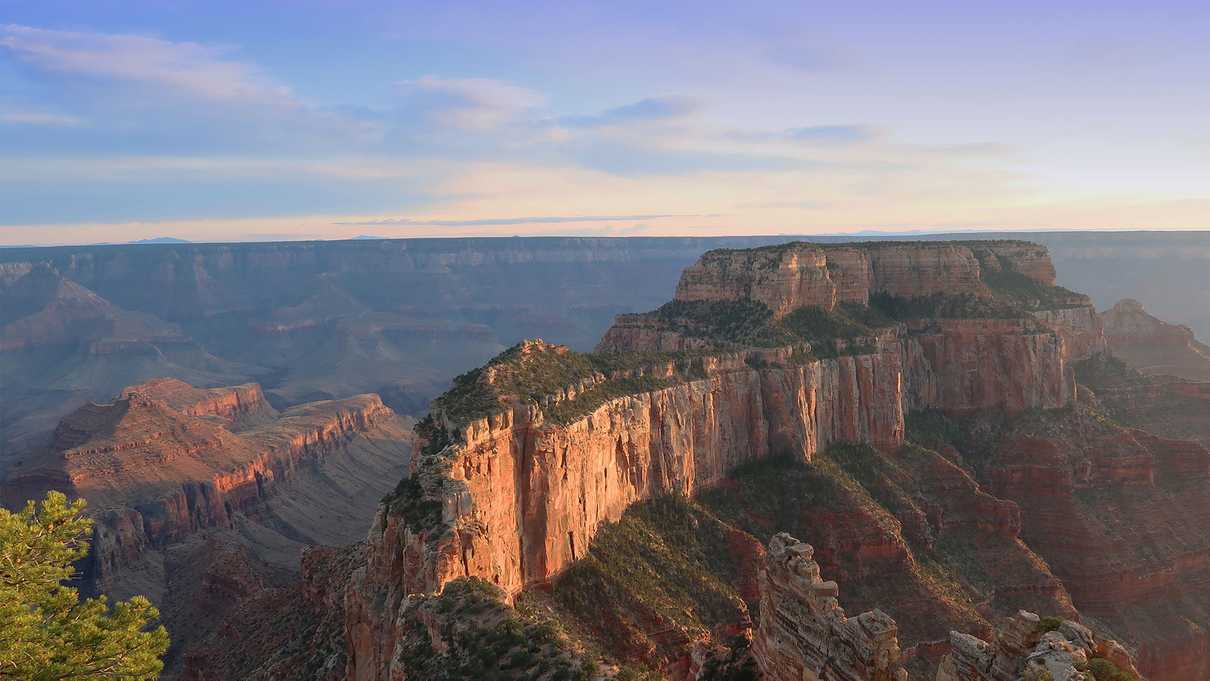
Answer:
337, 213, 711, 227
0, 110, 84, 127
0, 24, 294, 105
726, 124, 876, 146
558, 96, 699, 129
396, 75, 544, 130
785, 125, 874, 143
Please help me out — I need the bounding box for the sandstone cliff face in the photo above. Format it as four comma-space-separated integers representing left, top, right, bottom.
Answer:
754, 532, 907, 681
900, 319, 1072, 412
971, 243, 1057, 286
673, 241, 1058, 319
674, 246, 868, 315
935, 610, 1139, 681
1031, 306, 1105, 360
343, 348, 907, 679
603, 319, 1073, 415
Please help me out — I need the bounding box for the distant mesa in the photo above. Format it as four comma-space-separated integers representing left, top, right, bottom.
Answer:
130, 236, 191, 244
1102, 297, 1210, 381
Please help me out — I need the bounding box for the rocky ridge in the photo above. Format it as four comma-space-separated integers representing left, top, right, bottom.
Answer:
936, 610, 1139, 681
754, 532, 907, 681
1102, 298, 1210, 380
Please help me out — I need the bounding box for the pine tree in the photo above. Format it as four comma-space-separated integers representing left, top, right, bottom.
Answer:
0, 491, 169, 679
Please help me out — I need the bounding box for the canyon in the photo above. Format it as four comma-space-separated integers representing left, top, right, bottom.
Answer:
337, 239, 1179, 680
7, 234, 1210, 679
2, 231, 1206, 464
0, 376, 411, 674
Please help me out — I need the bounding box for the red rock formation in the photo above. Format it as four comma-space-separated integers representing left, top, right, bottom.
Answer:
971, 242, 1057, 285
343, 344, 909, 678
674, 245, 861, 315
900, 319, 1072, 412
1102, 298, 1210, 379
344, 241, 1086, 680
603, 321, 1072, 416
753, 532, 907, 681
671, 242, 1042, 318
120, 377, 275, 428
1032, 305, 1105, 360
2, 384, 397, 592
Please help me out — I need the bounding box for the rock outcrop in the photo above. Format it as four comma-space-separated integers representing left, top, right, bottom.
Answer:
754, 532, 907, 681
936, 611, 1139, 681
119, 377, 275, 429
0, 378, 414, 676
899, 319, 1071, 412
1102, 298, 1210, 380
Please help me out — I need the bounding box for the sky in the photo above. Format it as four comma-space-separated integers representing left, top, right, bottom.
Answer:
1, 0, 1208, 245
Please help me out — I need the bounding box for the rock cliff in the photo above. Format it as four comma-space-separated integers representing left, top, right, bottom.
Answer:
754, 532, 907, 681
119, 377, 276, 429
671, 241, 1057, 318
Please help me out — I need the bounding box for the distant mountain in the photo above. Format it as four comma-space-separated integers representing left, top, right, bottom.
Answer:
130, 236, 191, 244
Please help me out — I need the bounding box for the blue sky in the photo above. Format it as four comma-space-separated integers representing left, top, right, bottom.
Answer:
1, 0, 1207, 244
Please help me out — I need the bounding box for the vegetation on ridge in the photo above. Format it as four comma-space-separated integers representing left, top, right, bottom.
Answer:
430, 340, 709, 428
396, 577, 597, 681
980, 266, 1085, 310
525, 495, 759, 680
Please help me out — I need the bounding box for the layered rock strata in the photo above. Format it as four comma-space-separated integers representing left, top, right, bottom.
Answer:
119, 377, 275, 429
983, 413, 1210, 681
672, 241, 1056, 317
935, 611, 1139, 681
753, 532, 907, 681
2, 385, 399, 591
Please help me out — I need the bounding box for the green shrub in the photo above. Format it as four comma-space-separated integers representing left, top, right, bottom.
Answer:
1087, 658, 1137, 681
1037, 615, 1064, 633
